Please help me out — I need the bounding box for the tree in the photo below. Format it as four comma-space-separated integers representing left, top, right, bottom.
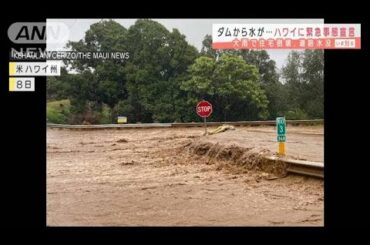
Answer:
282, 50, 303, 111
65, 20, 129, 122
123, 19, 198, 122
240, 50, 283, 118
200, 35, 282, 118
182, 54, 269, 121
47, 68, 70, 100
66, 20, 128, 71
282, 50, 324, 119
301, 50, 324, 118
200, 34, 221, 59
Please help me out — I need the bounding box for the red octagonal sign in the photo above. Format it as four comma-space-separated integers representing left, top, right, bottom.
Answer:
196, 100, 213, 118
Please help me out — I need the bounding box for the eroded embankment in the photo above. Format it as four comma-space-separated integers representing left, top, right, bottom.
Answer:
178, 140, 288, 179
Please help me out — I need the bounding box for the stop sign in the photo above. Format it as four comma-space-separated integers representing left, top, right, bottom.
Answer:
196, 100, 213, 118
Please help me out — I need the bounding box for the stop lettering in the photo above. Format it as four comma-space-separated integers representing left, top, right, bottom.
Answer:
196, 100, 213, 118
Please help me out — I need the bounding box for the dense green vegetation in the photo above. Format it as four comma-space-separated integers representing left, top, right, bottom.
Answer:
47, 19, 323, 124
47, 99, 71, 124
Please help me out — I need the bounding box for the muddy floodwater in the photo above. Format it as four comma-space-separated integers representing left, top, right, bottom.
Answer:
47, 126, 324, 226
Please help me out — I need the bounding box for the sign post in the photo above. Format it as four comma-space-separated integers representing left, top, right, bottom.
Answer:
196, 100, 213, 135
276, 117, 286, 156
204, 117, 207, 135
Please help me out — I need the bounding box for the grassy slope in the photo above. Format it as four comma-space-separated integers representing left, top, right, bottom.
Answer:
47, 99, 71, 124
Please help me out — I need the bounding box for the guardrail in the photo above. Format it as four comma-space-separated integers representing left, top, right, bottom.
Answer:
47, 123, 172, 129
47, 119, 323, 129
264, 156, 324, 178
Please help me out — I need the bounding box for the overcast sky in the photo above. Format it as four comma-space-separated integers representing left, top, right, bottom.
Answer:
48, 19, 323, 70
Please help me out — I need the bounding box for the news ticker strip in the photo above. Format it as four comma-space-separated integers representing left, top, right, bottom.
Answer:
9, 77, 35, 92
212, 23, 361, 49
9, 61, 61, 76
8, 61, 61, 92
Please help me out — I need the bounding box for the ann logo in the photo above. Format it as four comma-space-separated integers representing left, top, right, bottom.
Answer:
16, 25, 46, 41
8, 22, 69, 44
8, 22, 46, 44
